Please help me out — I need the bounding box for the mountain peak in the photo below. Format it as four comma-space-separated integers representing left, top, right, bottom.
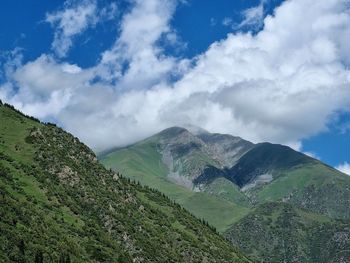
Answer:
157, 126, 189, 138
182, 124, 209, 135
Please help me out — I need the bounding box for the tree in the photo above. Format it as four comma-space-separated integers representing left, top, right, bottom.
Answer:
35, 251, 43, 263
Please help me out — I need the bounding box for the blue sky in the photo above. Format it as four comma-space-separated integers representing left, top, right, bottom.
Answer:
0, 0, 276, 64
0, 0, 349, 173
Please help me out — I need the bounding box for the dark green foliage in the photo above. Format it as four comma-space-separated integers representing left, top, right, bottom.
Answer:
289, 180, 350, 220
226, 202, 350, 263
0, 103, 250, 262
35, 250, 44, 263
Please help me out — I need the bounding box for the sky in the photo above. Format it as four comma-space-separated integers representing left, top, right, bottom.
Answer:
0, 0, 349, 174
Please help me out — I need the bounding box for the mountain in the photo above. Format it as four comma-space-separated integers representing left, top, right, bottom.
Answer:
101, 126, 350, 223
0, 102, 250, 262
101, 127, 253, 232
100, 126, 350, 262
226, 202, 350, 263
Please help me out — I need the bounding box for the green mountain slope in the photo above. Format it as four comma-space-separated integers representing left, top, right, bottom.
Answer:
100, 126, 350, 263
225, 202, 350, 263
0, 102, 250, 262
248, 163, 350, 219
229, 143, 350, 219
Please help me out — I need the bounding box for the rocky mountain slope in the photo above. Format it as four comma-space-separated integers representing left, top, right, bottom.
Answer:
101, 127, 253, 232
0, 102, 250, 262
101, 126, 350, 262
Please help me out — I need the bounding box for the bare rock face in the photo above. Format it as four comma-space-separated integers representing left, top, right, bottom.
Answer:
197, 133, 254, 167
157, 127, 215, 188
153, 127, 312, 192
57, 165, 80, 186
153, 127, 254, 190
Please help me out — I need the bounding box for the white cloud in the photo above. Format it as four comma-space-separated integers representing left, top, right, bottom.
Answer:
224, 0, 267, 30
98, 0, 182, 89
237, 1, 265, 29
303, 151, 320, 160
46, 0, 117, 57
1, 54, 93, 118
163, 0, 350, 147
1, 0, 183, 150
2, 0, 350, 153
222, 17, 233, 26
62, 63, 82, 74
336, 162, 350, 175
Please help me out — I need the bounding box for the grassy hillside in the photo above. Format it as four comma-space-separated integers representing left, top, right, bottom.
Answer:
101, 140, 250, 233
246, 163, 350, 219
225, 202, 350, 263
0, 102, 251, 262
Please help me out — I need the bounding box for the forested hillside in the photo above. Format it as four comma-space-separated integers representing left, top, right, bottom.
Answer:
0, 101, 250, 262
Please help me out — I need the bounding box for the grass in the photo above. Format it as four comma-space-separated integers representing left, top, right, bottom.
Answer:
203, 177, 251, 206
0, 105, 39, 163
182, 192, 250, 233
255, 163, 343, 202
102, 141, 168, 179
60, 206, 84, 228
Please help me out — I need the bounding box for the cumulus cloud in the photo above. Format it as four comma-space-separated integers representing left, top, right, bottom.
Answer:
98, 0, 182, 89
46, 0, 117, 57
1, 0, 184, 150
1, 54, 93, 118
2, 0, 350, 152
336, 162, 350, 175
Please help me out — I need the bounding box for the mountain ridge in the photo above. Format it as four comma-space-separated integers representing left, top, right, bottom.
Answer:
102, 126, 343, 191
